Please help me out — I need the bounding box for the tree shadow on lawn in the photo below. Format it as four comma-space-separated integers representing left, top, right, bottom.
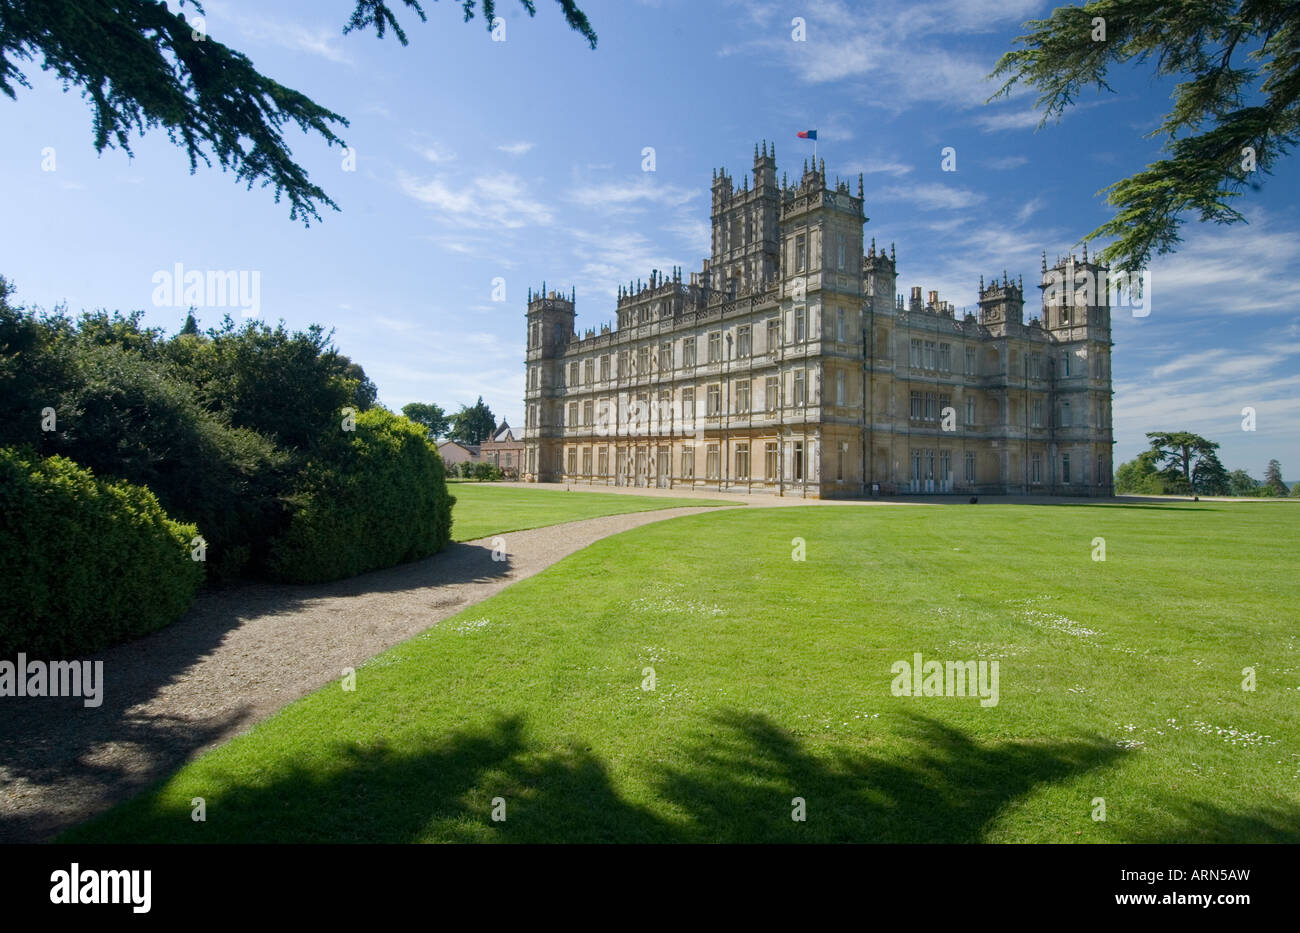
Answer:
68, 710, 1155, 844
0, 541, 512, 844
1119, 795, 1300, 843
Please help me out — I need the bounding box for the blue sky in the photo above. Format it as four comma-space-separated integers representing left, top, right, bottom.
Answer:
2, 0, 1297, 476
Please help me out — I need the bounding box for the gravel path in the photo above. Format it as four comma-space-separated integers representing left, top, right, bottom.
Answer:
0, 505, 727, 843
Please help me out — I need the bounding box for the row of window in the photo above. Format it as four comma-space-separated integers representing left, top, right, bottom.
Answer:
909, 449, 1103, 485
564, 442, 808, 483
556, 371, 816, 427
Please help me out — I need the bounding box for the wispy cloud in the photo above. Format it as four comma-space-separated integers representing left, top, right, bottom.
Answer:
497, 142, 535, 156
414, 143, 456, 165
567, 175, 699, 211
877, 182, 986, 211
399, 171, 553, 229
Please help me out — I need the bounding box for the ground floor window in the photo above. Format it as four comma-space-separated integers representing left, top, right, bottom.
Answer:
939, 450, 951, 482
706, 444, 720, 480
681, 446, 694, 479
837, 441, 848, 481
598, 447, 608, 476
964, 451, 976, 484
1062, 453, 1072, 484
1031, 452, 1042, 484
765, 442, 778, 480
794, 441, 804, 482
736, 444, 750, 480
581, 447, 592, 475
566, 448, 576, 475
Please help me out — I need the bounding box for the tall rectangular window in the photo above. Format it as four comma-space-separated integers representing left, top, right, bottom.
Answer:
767, 318, 780, 352
736, 380, 750, 413
939, 343, 951, 371
793, 370, 806, 406
584, 359, 594, 383
966, 396, 976, 426
837, 442, 847, 481
706, 444, 720, 479
737, 326, 751, 358
965, 451, 976, 483
681, 337, 696, 367
925, 341, 937, 370
795, 306, 807, 342
583, 400, 593, 426
795, 234, 806, 272
1062, 351, 1072, 377
600, 355, 610, 381
736, 444, 750, 480
765, 442, 778, 480
837, 233, 846, 270
1032, 399, 1043, 427
911, 339, 924, 368
708, 331, 722, 363
1062, 453, 1072, 484
682, 387, 695, 422
836, 370, 845, 406
707, 384, 721, 415
793, 441, 804, 481
765, 376, 779, 412
940, 450, 951, 481
569, 361, 580, 385
1031, 452, 1042, 483
567, 448, 576, 475
598, 446, 608, 476
581, 447, 592, 475
637, 345, 650, 375
836, 308, 845, 342
965, 346, 976, 375
567, 402, 578, 426
659, 342, 672, 373
617, 349, 629, 376
681, 446, 694, 479
1062, 401, 1072, 426
911, 391, 924, 420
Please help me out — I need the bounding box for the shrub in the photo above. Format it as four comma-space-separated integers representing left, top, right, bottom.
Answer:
0, 448, 202, 656
266, 409, 455, 584
46, 343, 287, 583
472, 461, 503, 482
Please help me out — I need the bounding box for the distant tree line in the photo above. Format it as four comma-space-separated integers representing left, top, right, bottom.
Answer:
1115, 431, 1295, 497
402, 396, 497, 446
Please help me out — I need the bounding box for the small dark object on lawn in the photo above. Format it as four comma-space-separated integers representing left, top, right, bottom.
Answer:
969, 496, 978, 504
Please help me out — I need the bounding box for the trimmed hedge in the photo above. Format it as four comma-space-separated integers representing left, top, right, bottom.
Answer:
0, 448, 203, 656
266, 409, 455, 584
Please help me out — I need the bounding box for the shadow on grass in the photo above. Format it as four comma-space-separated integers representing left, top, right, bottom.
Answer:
0, 541, 512, 843
64, 709, 1166, 844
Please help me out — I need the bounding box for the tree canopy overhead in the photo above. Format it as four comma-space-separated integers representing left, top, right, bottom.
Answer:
989, 0, 1300, 273
0, 0, 596, 224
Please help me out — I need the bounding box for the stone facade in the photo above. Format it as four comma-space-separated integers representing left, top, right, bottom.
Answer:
522, 143, 1114, 498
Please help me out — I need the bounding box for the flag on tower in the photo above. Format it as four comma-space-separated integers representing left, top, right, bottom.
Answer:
796, 130, 817, 140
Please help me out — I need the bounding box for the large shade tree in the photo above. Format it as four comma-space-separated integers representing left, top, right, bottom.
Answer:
990, 0, 1300, 273
0, 0, 596, 224
1145, 431, 1222, 494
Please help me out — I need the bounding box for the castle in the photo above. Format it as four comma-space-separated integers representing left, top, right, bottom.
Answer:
521, 143, 1114, 497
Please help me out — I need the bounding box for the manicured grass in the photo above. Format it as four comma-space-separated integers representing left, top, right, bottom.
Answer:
448, 483, 731, 541
64, 500, 1300, 843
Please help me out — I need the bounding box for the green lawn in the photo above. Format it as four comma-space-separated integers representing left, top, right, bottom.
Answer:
448, 483, 731, 541
64, 500, 1300, 843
